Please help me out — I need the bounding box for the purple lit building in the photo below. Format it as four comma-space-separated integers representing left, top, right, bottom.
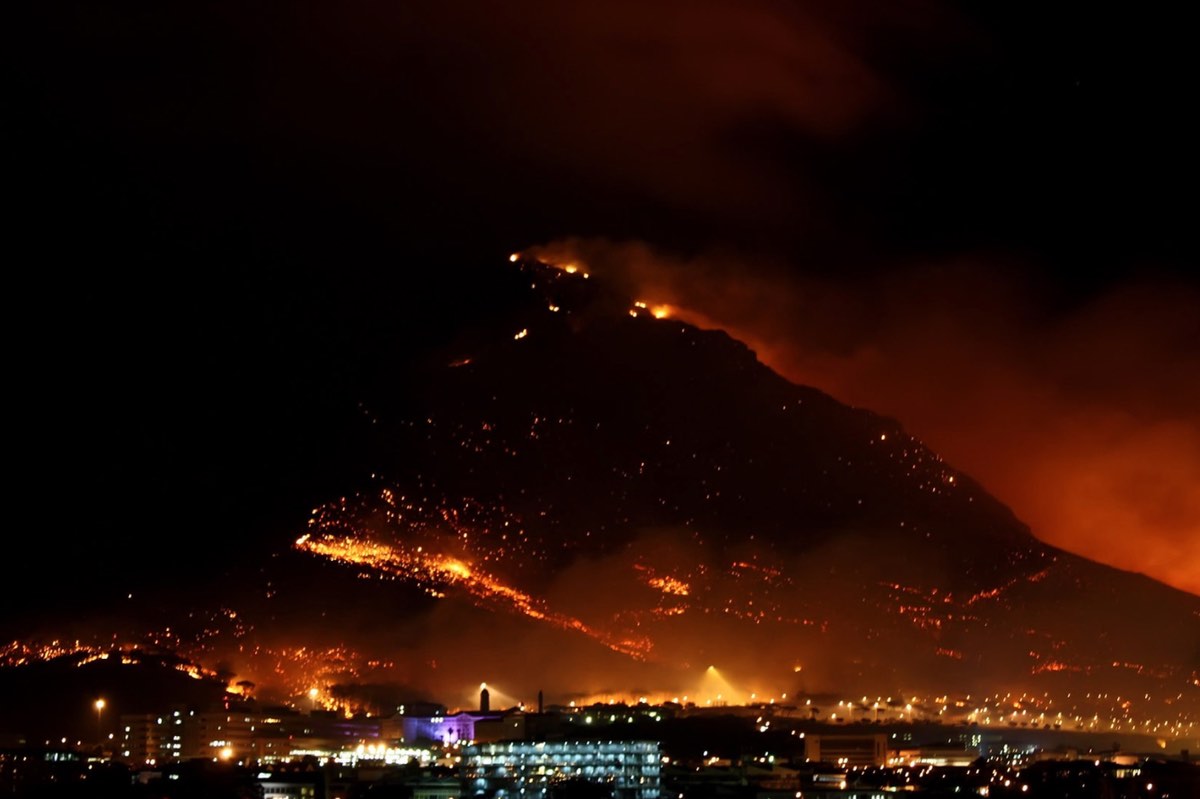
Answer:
403, 712, 494, 745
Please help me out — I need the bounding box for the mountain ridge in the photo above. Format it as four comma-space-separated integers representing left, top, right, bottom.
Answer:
4, 254, 1196, 741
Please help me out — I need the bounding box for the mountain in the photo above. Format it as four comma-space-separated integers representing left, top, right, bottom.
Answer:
5, 255, 1198, 745
292, 258, 1199, 718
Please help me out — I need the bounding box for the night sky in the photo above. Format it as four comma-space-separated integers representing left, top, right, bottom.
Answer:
10, 0, 1198, 613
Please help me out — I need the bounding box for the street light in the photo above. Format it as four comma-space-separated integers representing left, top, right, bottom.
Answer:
94, 699, 106, 742
308, 687, 319, 711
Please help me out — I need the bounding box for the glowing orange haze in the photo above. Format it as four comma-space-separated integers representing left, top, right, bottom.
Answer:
528, 240, 1200, 597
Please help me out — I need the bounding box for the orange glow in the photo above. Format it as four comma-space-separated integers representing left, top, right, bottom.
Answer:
646, 575, 690, 597
443, 559, 472, 578
525, 239, 1200, 596
294, 534, 652, 659
176, 663, 208, 680
629, 301, 671, 319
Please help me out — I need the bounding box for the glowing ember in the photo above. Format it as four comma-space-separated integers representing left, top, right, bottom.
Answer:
647, 575, 690, 596
294, 533, 652, 660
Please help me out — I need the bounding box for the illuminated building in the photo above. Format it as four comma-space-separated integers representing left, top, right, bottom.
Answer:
257, 772, 320, 799
891, 742, 979, 767
118, 711, 200, 763
283, 712, 383, 755
402, 711, 527, 745
404, 712, 485, 745
119, 714, 161, 764
119, 710, 267, 763
805, 734, 888, 767
119, 709, 384, 764
462, 740, 661, 799
0, 748, 85, 793
189, 711, 259, 760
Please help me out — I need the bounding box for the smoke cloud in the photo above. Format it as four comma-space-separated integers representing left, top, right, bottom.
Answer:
527, 238, 1200, 596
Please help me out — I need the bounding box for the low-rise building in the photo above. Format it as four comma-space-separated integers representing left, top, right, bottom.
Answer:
463, 740, 661, 799
805, 734, 887, 767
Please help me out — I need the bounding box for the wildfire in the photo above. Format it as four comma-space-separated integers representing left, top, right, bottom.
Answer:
631, 301, 673, 320
647, 575, 690, 596
294, 533, 652, 660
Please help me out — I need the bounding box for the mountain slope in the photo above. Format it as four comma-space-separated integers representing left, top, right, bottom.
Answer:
291, 257, 1199, 713
6, 255, 1197, 744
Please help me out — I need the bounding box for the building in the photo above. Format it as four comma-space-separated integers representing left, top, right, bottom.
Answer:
403, 712, 513, 745
805, 734, 888, 767
474, 714, 527, 743
404, 712, 488, 745
256, 771, 322, 799
891, 742, 979, 767
0, 748, 85, 794
119, 708, 384, 765
119, 714, 162, 764
120, 709, 269, 763
463, 740, 661, 799
410, 777, 463, 799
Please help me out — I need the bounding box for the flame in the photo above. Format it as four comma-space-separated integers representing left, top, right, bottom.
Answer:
295, 534, 652, 660
629, 301, 672, 320
646, 575, 690, 597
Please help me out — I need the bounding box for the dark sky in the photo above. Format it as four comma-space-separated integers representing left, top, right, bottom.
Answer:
9, 0, 1198, 607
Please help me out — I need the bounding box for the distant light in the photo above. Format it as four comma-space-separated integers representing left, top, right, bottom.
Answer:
94, 699, 105, 711
509, 253, 519, 262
